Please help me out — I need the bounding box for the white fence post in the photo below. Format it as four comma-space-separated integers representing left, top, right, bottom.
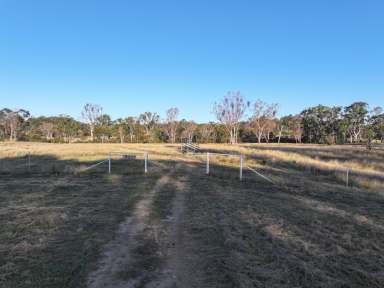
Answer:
206, 152, 210, 175
240, 155, 243, 181
144, 153, 148, 173
108, 154, 111, 174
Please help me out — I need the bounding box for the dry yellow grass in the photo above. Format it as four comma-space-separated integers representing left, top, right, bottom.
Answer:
0, 142, 179, 161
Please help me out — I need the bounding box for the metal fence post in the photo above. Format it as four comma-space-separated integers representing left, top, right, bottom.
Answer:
144, 153, 148, 173
206, 152, 210, 175
240, 155, 243, 181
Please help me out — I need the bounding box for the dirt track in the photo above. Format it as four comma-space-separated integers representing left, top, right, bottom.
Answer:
87, 163, 202, 288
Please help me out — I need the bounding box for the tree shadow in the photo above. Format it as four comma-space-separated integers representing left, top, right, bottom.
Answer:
0, 154, 178, 288
183, 163, 384, 287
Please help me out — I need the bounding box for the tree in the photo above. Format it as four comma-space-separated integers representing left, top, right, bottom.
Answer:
344, 102, 369, 143
275, 116, 290, 144
180, 121, 197, 143
213, 91, 249, 144
95, 114, 112, 143
165, 107, 179, 143
0, 108, 30, 141
112, 118, 127, 144
249, 100, 278, 143
200, 123, 216, 143
81, 103, 102, 141
56, 115, 80, 143
301, 105, 341, 144
264, 119, 277, 143
290, 115, 303, 143
39, 122, 55, 141
138, 112, 160, 142
368, 107, 384, 143
126, 117, 138, 143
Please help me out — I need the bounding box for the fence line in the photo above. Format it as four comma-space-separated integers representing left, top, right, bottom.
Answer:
0, 151, 356, 189
246, 166, 275, 184
82, 159, 109, 172
204, 152, 244, 180
108, 151, 148, 174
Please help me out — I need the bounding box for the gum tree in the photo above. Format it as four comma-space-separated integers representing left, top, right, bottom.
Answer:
82, 103, 103, 142
213, 91, 249, 144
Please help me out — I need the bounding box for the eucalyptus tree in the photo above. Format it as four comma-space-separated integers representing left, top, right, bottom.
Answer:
180, 120, 197, 143
301, 105, 341, 144
165, 107, 179, 143
344, 102, 369, 143
368, 107, 384, 143
138, 112, 160, 142
200, 122, 216, 143
82, 103, 103, 141
213, 91, 249, 144
249, 100, 278, 143
56, 115, 80, 143
0, 108, 30, 141
275, 116, 290, 144
95, 114, 112, 143
39, 122, 55, 141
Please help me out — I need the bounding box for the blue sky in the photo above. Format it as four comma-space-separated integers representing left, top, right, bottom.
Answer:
1, 0, 383, 122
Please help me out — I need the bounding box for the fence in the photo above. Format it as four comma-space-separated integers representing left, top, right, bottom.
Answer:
0, 150, 357, 188
0, 151, 150, 175
201, 152, 353, 186
106, 152, 148, 174
204, 152, 244, 180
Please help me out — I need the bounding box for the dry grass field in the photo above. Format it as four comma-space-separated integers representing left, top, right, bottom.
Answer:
1, 142, 384, 288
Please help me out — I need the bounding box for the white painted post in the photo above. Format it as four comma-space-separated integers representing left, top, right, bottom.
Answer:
144, 153, 148, 173
108, 154, 111, 174
206, 152, 210, 175
346, 169, 349, 187
240, 155, 243, 181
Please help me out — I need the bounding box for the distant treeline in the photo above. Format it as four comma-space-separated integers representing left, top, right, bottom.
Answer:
1, 92, 383, 145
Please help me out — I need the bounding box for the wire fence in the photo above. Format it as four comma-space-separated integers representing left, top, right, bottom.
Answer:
187, 150, 364, 188
0, 152, 149, 176
0, 149, 378, 190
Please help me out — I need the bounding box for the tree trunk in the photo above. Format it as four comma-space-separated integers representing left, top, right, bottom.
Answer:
233, 127, 238, 144
278, 130, 282, 144
257, 133, 262, 143
90, 125, 94, 141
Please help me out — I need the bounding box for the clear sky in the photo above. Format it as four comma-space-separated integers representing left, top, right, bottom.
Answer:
1, 0, 383, 122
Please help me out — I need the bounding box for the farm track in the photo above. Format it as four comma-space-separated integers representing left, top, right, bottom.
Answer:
87, 162, 201, 288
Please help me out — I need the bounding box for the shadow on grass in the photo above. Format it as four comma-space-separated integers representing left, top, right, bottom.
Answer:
1, 154, 384, 287
182, 163, 384, 287
0, 154, 179, 288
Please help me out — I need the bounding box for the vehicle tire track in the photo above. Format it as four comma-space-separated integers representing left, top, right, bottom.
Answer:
87, 162, 203, 288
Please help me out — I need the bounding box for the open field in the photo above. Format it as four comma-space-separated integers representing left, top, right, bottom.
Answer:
1, 142, 384, 287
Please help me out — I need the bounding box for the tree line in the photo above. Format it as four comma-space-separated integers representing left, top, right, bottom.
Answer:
1, 92, 383, 145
